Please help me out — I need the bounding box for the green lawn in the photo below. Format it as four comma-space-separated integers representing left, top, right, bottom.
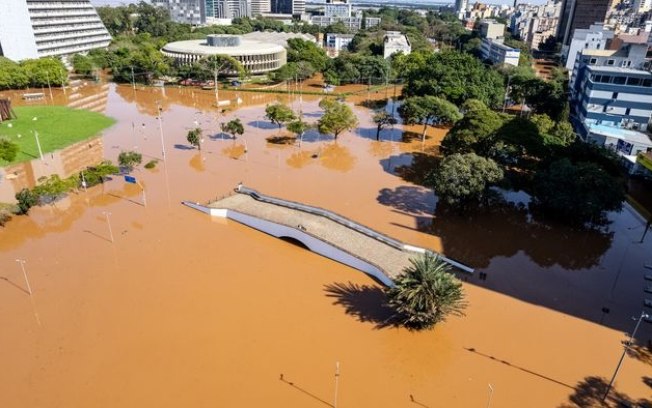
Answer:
0, 106, 115, 165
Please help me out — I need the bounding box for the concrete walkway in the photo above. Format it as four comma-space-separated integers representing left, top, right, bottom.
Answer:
198, 186, 473, 283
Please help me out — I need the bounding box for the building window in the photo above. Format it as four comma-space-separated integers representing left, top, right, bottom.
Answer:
626, 77, 641, 86
643, 79, 652, 87
613, 76, 626, 85
603, 105, 608, 112
607, 59, 615, 65
589, 58, 597, 64
625, 108, 631, 115
612, 92, 618, 99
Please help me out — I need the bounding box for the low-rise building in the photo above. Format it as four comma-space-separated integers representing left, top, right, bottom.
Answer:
563, 23, 615, 73
480, 39, 520, 66
325, 33, 353, 57
383, 31, 411, 59
480, 19, 505, 41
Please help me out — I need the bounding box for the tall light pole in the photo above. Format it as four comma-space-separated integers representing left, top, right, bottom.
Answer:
486, 383, 494, 408
333, 361, 340, 408
102, 211, 114, 243
602, 311, 651, 402
156, 101, 167, 160
33, 130, 44, 160
15, 259, 33, 296
502, 76, 511, 113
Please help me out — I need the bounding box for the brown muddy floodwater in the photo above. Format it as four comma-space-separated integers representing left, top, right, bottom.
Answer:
1, 83, 651, 408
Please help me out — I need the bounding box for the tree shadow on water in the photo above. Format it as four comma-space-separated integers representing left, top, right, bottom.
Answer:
377, 185, 435, 216
323, 282, 399, 329
559, 376, 652, 408
627, 338, 652, 366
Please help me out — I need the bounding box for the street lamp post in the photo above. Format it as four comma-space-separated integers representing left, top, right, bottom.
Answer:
15, 259, 33, 296
602, 311, 651, 402
102, 211, 114, 243
33, 130, 44, 160
486, 383, 494, 408
156, 101, 167, 160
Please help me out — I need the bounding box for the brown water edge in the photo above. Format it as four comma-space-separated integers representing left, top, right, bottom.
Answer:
0, 84, 651, 407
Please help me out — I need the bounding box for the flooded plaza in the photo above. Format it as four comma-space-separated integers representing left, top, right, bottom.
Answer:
0, 82, 651, 407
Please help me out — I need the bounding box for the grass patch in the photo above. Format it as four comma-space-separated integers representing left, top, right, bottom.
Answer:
0, 106, 115, 165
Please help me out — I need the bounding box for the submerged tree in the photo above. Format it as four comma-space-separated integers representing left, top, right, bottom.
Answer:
265, 103, 296, 131
118, 150, 142, 171
317, 99, 358, 140
223, 118, 244, 139
287, 119, 310, 143
187, 127, 202, 150
372, 111, 397, 141
386, 252, 467, 330
399, 95, 461, 142
0, 138, 19, 162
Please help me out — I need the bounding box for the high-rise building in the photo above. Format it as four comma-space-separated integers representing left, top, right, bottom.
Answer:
557, 0, 612, 44
153, 0, 206, 24
270, 0, 292, 14
455, 0, 468, 20
0, 0, 111, 62
250, 0, 271, 16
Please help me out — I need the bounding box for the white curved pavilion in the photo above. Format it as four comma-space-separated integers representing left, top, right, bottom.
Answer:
161, 35, 287, 75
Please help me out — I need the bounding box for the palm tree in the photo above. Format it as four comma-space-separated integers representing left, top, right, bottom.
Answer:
385, 253, 467, 330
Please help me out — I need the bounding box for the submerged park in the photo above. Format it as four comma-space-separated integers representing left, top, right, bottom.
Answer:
0, 79, 650, 407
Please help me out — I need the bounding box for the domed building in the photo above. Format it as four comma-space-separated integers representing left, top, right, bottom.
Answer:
161, 34, 287, 75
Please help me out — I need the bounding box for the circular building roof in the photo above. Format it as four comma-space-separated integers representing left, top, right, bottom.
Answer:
162, 36, 285, 58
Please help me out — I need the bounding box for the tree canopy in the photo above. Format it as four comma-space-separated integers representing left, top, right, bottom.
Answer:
317, 99, 359, 139
386, 252, 467, 330
398, 96, 461, 141
265, 103, 296, 129
398, 50, 505, 107
430, 153, 504, 208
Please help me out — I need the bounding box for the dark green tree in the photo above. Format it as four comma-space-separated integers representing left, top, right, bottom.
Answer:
72, 54, 95, 76
224, 118, 245, 139
385, 252, 467, 330
15, 188, 37, 215
399, 96, 461, 141
441, 99, 506, 156
431, 153, 504, 208
0, 138, 19, 162
187, 127, 202, 150
286, 38, 329, 71
118, 151, 143, 171
532, 159, 625, 224
400, 50, 504, 107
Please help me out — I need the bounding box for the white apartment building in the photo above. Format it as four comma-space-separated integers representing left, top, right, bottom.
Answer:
564, 23, 614, 72
383, 31, 411, 59
0, 0, 111, 62
634, 0, 652, 13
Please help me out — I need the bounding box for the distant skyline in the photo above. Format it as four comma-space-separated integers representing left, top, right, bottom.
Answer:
90, 0, 549, 7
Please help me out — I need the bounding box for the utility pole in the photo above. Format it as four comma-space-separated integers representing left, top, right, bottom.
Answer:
45, 71, 53, 101
502, 76, 511, 113
15, 259, 33, 296
102, 211, 114, 243
131, 66, 136, 91
33, 130, 44, 160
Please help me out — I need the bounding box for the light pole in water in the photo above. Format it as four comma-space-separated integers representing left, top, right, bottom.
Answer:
486, 383, 494, 408
602, 311, 651, 402
102, 211, 114, 243
15, 259, 33, 296
333, 361, 340, 408
156, 101, 167, 160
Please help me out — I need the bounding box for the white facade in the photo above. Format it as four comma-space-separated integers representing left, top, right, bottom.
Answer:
564, 23, 614, 72
479, 20, 505, 40
635, 0, 652, 13
325, 33, 353, 57
325, 3, 352, 17
0, 0, 111, 61
455, 0, 468, 19
481, 38, 520, 66
383, 31, 411, 59
250, 0, 271, 16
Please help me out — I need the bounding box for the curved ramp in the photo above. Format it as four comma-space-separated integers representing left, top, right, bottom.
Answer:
183, 186, 473, 286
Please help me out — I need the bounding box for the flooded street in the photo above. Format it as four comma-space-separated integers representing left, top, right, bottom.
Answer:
1, 83, 651, 407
